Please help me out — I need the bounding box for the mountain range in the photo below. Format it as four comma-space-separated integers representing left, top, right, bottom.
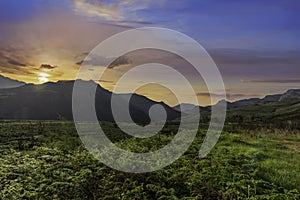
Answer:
0, 75, 300, 122
201, 89, 300, 123
0, 79, 180, 122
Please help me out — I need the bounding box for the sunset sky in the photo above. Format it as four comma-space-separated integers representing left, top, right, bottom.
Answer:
0, 0, 299, 105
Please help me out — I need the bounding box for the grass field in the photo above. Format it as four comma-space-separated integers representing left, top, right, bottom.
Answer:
0, 121, 299, 199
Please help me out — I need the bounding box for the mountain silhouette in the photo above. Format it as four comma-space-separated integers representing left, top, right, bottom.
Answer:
219, 89, 300, 122
0, 78, 299, 123
0, 80, 180, 122
0, 75, 25, 89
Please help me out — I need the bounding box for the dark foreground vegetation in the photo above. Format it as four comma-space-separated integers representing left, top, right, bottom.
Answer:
0, 121, 299, 199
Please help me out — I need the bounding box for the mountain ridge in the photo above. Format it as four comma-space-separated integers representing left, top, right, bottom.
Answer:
0, 74, 25, 89
0, 78, 300, 122
174, 89, 300, 111
0, 80, 180, 122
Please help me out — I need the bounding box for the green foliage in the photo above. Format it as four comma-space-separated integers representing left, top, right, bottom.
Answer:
0, 121, 299, 199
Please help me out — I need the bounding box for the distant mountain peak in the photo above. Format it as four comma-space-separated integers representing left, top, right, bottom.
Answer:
173, 103, 196, 113
280, 89, 300, 101
0, 74, 25, 89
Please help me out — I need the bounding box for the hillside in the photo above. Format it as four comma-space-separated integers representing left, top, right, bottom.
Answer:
0, 75, 25, 89
0, 80, 180, 122
219, 90, 300, 126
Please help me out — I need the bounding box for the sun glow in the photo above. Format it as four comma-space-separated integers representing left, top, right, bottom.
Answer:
38, 72, 50, 83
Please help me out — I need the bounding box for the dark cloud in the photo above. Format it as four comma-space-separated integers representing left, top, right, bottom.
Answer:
39, 64, 57, 69
210, 48, 300, 66
0, 65, 35, 76
79, 54, 112, 67
0, 49, 33, 76
197, 92, 260, 99
109, 56, 132, 68
0, 51, 27, 67
98, 79, 114, 83
78, 55, 132, 68
208, 48, 300, 78
76, 60, 83, 65
7, 59, 26, 67
241, 78, 300, 83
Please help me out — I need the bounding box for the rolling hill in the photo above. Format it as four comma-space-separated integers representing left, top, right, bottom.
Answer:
221, 89, 300, 123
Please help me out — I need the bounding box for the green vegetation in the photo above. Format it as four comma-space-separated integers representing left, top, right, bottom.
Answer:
0, 121, 299, 199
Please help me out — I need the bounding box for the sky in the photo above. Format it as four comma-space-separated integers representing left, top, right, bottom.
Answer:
0, 0, 299, 105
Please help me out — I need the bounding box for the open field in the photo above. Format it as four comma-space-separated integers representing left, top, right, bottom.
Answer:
0, 121, 299, 199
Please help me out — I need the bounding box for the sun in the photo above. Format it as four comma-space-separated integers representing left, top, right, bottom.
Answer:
38, 72, 50, 83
